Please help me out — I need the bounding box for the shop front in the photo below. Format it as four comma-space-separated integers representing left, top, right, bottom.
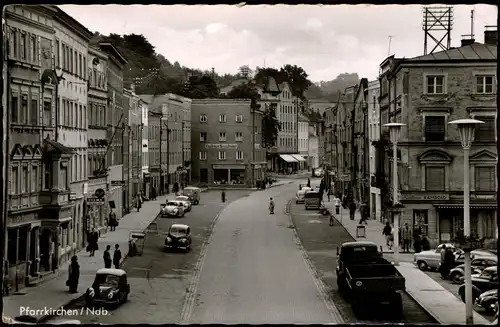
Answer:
85, 176, 108, 236
143, 172, 151, 198
212, 164, 248, 185
290, 154, 307, 170
279, 154, 298, 173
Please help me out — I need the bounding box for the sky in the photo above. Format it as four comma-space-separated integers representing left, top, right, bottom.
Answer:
59, 4, 497, 82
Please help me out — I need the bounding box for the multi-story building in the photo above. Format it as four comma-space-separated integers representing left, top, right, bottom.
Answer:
258, 77, 282, 172
51, 7, 92, 267
124, 87, 142, 208
367, 80, 381, 221
140, 99, 150, 197
382, 30, 498, 247
352, 78, 370, 205
324, 104, 336, 173
191, 99, 266, 185
307, 99, 336, 116
4, 4, 62, 289
298, 113, 309, 170
122, 88, 131, 213
180, 96, 192, 185
147, 109, 161, 194
308, 121, 319, 169
86, 45, 109, 235
98, 41, 127, 218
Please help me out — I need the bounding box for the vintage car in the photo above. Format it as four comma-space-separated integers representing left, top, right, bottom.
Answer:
413, 244, 494, 271
160, 201, 185, 218
85, 268, 130, 308
476, 289, 498, 316
164, 223, 192, 252
304, 191, 322, 210
182, 186, 201, 205
175, 195, 192, 212
296, 186, 311, 204
449, 256, 497, 284
458, 266, 498, 304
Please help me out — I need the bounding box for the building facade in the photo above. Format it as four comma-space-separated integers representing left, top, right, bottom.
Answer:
383, 32, 497, 247
147, 110, 161, 194
191, 99, 266, 186
352, 78, 370, 205
367, 79, 381, 221
86, 45, 109, 236
98, 42, 127, 219
140, 99, 150, 197
298, 113, 309, 170
124, 87, 141, 208
180, 96, 192, 186
308, 123, 319, 169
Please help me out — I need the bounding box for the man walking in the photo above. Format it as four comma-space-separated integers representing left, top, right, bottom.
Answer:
113, 244, 122, 269
383, 221, 393, 249
103, 245, 112, 268
401, 223, 412, 252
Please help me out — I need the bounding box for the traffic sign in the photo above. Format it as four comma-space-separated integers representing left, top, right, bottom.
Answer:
94, 188, 105, 198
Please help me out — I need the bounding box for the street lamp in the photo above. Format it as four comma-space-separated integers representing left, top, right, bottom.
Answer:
383, 122, 406, 266
448, 118, 484, 325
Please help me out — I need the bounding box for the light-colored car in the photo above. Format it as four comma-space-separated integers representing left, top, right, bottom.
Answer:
161, 201, 185, 218
413, 243, 458, 270
296, 187, 312, 204
175, 195, 192, 212
449, 256, 497, 284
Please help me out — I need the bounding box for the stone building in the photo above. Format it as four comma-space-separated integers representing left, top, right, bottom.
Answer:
126, 87, 142, 200
140, 99, 150, 197
367, 80, 381, 221
352, 78, 370, 205
298, 113, 309, 170
86, 45, 109, 236
147, 110, 161, 194
381, 30, 498, 246
191, 99, 267, 186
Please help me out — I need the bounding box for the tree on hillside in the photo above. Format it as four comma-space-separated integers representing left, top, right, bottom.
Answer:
123, 34, 155, 58
227, 81, 259, 99
280, 64, 312, 99
254, 67, 286, 87
181, 74, 219, 99
262, 104, 281, 150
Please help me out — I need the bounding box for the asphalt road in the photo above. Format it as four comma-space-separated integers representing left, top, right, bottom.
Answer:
288, 185, 437, 324
62, 190, 252, 324
185, 182, 343, 324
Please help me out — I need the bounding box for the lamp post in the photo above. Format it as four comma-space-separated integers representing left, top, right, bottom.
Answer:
448, 118, 484, 325
383, 122, 406, 266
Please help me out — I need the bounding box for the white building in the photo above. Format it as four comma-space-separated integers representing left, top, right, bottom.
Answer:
53, 8, 92, 263
308, 123, 319, 169
367, 79, 381, 221
298, 113, 309, 170
140, 99, 149, 197
180, 96, 192, 185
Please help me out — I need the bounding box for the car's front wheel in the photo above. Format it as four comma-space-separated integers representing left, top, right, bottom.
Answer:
417, 260, 428, 271
450, 271, 463, 284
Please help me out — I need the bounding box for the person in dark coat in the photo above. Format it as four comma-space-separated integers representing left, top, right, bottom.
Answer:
151, 187, 157, 201
108, 211, 117, 231
135, 193, 142, 212
439, 245, 455, 279
67, 255, 80, 293
103, 245, 112, 268
87, 228, 99, 257
358, 203, 368, 225
113, 244, 122, 269
383, 221, 393, 248
349, 202, 357, 220
307, 178, 311, 188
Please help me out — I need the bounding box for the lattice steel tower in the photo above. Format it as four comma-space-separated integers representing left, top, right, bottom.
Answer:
422, 6, 454, 55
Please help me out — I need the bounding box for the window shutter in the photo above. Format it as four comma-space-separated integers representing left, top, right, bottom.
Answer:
474, 117, 495, 142
475, 167, 495, 191
425, 116, 445, 141
426, 166, 445, 191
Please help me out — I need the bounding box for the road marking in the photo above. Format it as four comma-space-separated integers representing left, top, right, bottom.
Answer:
285, 200, 345, 324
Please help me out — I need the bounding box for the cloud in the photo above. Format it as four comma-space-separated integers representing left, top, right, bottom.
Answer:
59, 4, 497, 82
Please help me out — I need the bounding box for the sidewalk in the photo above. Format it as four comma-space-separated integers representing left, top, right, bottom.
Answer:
325, 200, 490, 325
3, 189, 202, 320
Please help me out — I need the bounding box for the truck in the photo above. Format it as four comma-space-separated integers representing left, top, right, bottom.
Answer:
336, 241, 406, 316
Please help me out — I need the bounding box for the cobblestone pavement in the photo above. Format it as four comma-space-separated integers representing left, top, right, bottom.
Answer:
423, 269, 496, 322
288, 200, 437, 324
60, 190, 253, 324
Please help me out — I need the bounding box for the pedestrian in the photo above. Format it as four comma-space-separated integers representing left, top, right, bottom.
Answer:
334, 196, 341, 215
327, 188, 331, 202
151, 187, 157, 201
136, 193, 142, 212
329, 212, 335, 226
383, 221, 393, 249
402, 223, 412, 252
349, 201, 356, 220
113, 244, 122, 269
87, 228, 99, 257
66, 255, 80, 293
358, 203, 368, 225
221, 190, 226, 203
439, 244, 448, 279
108, 210, 117, 231
307, 178, 311, 188
103, 245, 112, 268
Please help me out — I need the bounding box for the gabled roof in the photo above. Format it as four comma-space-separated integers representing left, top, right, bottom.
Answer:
99, 42, 128, 66
263, 76, 281, 94
42, 138, 75, 155
404, 43, 496, 62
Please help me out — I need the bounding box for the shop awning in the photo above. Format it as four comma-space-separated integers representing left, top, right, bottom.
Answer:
280, 154, 298, 163
433, 204, 497, 209
290, 154, 306, 161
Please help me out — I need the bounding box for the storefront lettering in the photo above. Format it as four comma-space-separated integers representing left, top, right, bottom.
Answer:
403, 193, 450, 201
205, 144, 238, 149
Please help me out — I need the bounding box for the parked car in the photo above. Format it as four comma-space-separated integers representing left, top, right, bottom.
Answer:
449, 256, 498, 284
164, 224, 192, 252
458, 266, 498, 304
160, 201, 185, 218
476, 289, 498, 316
182, 186, 201, 205
175, 195, 192, 212
304, 191, 321, 210
296, 186, 311, 204
414, 244, 495, 271
85, 268, 130, 308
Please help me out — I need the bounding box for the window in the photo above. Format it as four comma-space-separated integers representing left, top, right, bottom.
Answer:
11, 29, 18, 58
60, 166, 67, 190
476, 75, 494, 94
235, 132, 243, 141
31, 165, 38, 192
55, 39, 60, 67
20, 33, 26, 60
236, 151, 244, 160
219, 132, 226, 141
79, 53, 83, 77
31, 98, 38, 125
30, 35, 36, 63
219, 114, 226, 123
426, 75, 445, 94
474, 116, 495, 142
475, 167, 495, 191
200, 114, 207, 123
424, 116, 445, 142
199, 151, 207, 160
21, 96, 28, 124
11, 166, 18, 194
43, 100, 51, 126
236, 114, 243, 122
62, 44, 66, 70
218, 151, 226, 160
200, 132, 207, 142
11, 94, 19, 123
425, 166, 445, 191
22, 166, 28, 193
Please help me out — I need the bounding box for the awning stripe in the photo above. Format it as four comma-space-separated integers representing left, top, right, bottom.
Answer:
433, 204, 497, 209
290, 154, 306, 161
279, 154, 297, 162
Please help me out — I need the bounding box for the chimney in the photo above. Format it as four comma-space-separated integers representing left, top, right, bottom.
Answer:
461, 35, 475, 47
484, 25, 498, 45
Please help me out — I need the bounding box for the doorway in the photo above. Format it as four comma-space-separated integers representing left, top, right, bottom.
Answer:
40, 229, 51, 272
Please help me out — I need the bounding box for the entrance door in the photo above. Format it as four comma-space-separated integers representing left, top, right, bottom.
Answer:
200, 168, 208, 183
439, 218, 452, 242
40, 229, 50, 272
30, 229, 36, 276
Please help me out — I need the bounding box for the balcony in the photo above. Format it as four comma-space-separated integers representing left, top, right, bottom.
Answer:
38, 189, 71, 207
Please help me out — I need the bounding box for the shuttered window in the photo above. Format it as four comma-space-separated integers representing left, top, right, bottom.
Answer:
474, 116, 495, 142
425, 166, 445, 191
475, 166, 495, 191
425, 116, 445, 142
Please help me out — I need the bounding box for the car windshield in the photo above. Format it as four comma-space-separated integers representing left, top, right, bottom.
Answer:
166, 202, 178, 206
176, 197, 188, 201
170, 227, 187, 235
95, 274, 120, 285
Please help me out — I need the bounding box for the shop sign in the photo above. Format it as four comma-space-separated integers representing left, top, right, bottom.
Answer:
111, 180, 125, 186
254, 164, 262, 169
69, 192, 77, 200
205, 144, 238, 149
402, 193, 450, 201
87, 197, 105, 205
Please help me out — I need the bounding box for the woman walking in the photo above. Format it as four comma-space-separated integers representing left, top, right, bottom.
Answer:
67, 256, 80, 293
